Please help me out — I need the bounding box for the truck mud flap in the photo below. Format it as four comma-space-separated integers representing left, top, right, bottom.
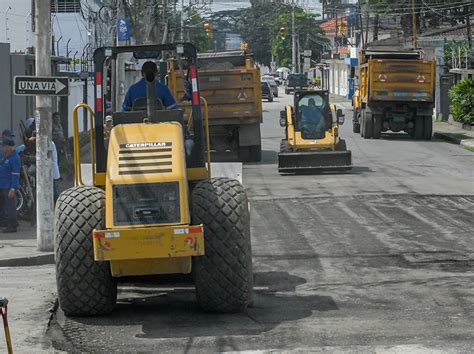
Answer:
278, 150, 352, 174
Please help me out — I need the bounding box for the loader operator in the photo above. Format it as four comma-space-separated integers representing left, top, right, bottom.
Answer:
300, 98, 324, 136
121, 61, 177, 112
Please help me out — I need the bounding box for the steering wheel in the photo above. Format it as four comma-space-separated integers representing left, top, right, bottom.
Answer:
131, 97, 164, 111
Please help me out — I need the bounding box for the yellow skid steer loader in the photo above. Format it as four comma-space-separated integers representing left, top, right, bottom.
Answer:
278, 90, 352, 173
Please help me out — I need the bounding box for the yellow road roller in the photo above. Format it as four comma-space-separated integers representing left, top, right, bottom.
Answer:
54, 43, 253, 316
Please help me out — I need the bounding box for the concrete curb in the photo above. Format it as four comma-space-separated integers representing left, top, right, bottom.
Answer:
0, 253, 54, 267
434, 132, 474, 149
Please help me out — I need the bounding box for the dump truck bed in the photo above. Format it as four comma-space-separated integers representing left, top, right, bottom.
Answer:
168, 53, 262, 126
360, 58, 435, 103
167, 51, 263, 162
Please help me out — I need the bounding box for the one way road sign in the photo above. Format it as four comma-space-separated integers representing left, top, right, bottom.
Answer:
14, 76, 69, 96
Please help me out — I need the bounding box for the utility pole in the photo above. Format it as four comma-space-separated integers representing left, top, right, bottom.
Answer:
358, 0, 365, 50
292, 2, 297, 73
412, 0, 417, 49
35, 0, 54, 251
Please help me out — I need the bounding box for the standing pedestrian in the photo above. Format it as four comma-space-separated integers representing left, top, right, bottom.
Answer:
52, 141, 61, 203
0, 137, 20, 233
52, 112, 66, 164
0, 130, 15, 160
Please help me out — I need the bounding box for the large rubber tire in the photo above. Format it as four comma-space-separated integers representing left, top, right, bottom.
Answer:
238, 146, 250, 162
192, 178, 253, 313
280, 139, 291, 153
363, 111, 373, 139
335, 139, 347, 151
373, 114, 382, 139
249, 145, 262, 162
352, 109, 360, 133
353, 121, 360, 134
423, 115, 433, 140
55, 186, 117, 316
414, 116, 424, 140
360, 111, 365, 137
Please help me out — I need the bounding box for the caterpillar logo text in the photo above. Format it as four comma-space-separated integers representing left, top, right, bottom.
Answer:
120, 142, 172, 149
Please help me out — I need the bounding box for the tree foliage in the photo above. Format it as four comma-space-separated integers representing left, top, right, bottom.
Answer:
449, 78, 474, 125
271, 10, 327, 67
444, 40, 471, 69
229, 1, 327, 66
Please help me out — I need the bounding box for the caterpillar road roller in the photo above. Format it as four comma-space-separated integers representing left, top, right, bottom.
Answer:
54, 43, 253, 316
278, 90, 352, 173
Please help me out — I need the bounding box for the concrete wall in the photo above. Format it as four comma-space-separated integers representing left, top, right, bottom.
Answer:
327, 59, 348, 97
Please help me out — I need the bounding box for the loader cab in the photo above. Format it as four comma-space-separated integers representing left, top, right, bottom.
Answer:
294, 90, 331, 139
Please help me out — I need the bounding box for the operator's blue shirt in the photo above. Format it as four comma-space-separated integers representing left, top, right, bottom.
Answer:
121, 78, 177, 111
0, 150, 21, 190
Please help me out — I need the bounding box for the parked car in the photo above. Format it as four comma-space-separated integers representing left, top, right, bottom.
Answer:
261, 81, 273, 102
285, 73, 308, 94
273, 76, 282, 86
264, 79, 279, 97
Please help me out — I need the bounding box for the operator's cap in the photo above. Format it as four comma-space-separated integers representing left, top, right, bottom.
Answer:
0, 137, 15, 146
105, 115, 113, 122
2, 129, 14, 138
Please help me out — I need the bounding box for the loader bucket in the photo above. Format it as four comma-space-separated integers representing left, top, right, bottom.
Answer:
278, 150, 352, 174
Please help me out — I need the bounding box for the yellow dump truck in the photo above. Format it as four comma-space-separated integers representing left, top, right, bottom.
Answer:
168, 50, 263, 161
353, 49, 436, 140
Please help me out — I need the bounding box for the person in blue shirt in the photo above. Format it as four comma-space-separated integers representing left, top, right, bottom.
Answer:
0, 137, 21, 233
300, 98, 324, 137
0, 130, 24, 160
121, 61, 177, 112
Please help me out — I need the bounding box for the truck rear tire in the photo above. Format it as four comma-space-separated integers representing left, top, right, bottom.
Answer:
192, 178, 253, 313
353, 119, 361, 134
55, 186, 117, 316
360, 112, 365, 137
414, 116, 424, 140
423, 116, 433, 140
249, 145, 262, 162
373, 114, 382, 139
363, 112, 373, 139
336, 139, 347, 151
353, 110, 361, 133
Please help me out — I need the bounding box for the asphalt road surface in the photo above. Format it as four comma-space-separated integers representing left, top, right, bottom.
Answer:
49, 90, 474, 352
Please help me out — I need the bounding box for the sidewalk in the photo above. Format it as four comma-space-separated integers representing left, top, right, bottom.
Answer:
0, 222, 53, 267
433, 121, 474, 150
0, 221, 56, 353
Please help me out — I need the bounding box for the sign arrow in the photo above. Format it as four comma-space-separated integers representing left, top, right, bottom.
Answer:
55, 79, 66, 94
